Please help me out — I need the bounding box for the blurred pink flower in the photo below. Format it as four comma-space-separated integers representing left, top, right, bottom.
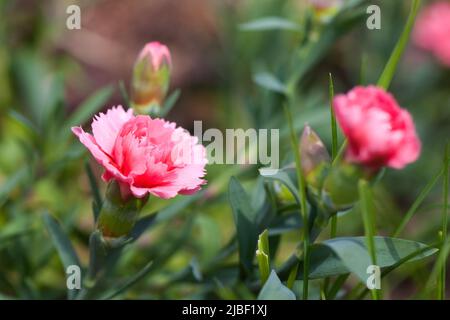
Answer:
413, 1, 450, 66
72, 106, 207, 199
138, 41, 172, 70
333, 86, 421, 170
309, 0, 342, 10
309, 0, 343, 22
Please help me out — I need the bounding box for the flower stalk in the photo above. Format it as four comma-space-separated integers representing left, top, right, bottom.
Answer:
438, 143, 449, 299
284, 104, 310, 300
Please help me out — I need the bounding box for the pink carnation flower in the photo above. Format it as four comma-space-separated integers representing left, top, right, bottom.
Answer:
333, 86, 421, 170
72, 106, 207, 199
413, 1, 450, 66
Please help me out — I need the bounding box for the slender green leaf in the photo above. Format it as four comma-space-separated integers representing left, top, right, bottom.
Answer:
287, 262, 299, 290
87, 231, 106, 281
101, 261, 154, 299
251, 177, 267, 212
42, 213, 80, 268
253, 72, 287, 94
329, 73, 338, 160
426, 238, 450, 298
393, 167, 444, 237
0, 167, 27, 207
0, 217, 34, 248
329, 73, 338, 240
160, 89, 181, 117
8, 110, 40, 136
118, 80, 130, 106
128, 214, 157, 241
190, 257, 203, 281
239, 17, 301, 32
84, 162, 102, 222
42, 212, 81, 300
377, 0, 421, 89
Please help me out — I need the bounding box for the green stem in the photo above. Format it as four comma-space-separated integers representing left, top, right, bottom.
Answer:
329, 73, 338, 161
332, 140, 348, 166
330, 218, 337, 239
329, 73, 338, 239
438, 143, 449, 300
358, 179, 380, 300
327, 274, 350, 300
287, 262, 299, 290
324, 74, 340, 298
284, 104, 310, 300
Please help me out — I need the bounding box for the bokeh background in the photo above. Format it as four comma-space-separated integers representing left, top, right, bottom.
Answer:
0, 0, 449, 299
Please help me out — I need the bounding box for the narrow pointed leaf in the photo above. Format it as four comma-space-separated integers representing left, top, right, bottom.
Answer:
42, 213, 81, 268
0, 167, 27, 208
128, 214, 158, 241
253, 72, 287, 94
42, 212, 81, 299
377, 0, 421, 89
160, 89, 181, 117
84, 162, 102, 222
240, 17, 301, 32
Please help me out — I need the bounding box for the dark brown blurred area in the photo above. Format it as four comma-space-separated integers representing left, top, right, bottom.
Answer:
57, 0, 225, 128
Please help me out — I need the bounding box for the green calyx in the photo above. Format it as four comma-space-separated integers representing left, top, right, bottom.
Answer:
97, 181, 148, 238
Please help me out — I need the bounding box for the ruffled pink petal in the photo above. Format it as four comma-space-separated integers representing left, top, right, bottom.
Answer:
91, 106, 134, 155
72, 126, 130, 183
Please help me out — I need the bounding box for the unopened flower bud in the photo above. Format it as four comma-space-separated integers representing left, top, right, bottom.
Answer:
300, 125, 330, 187
130, 41, 172, 115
